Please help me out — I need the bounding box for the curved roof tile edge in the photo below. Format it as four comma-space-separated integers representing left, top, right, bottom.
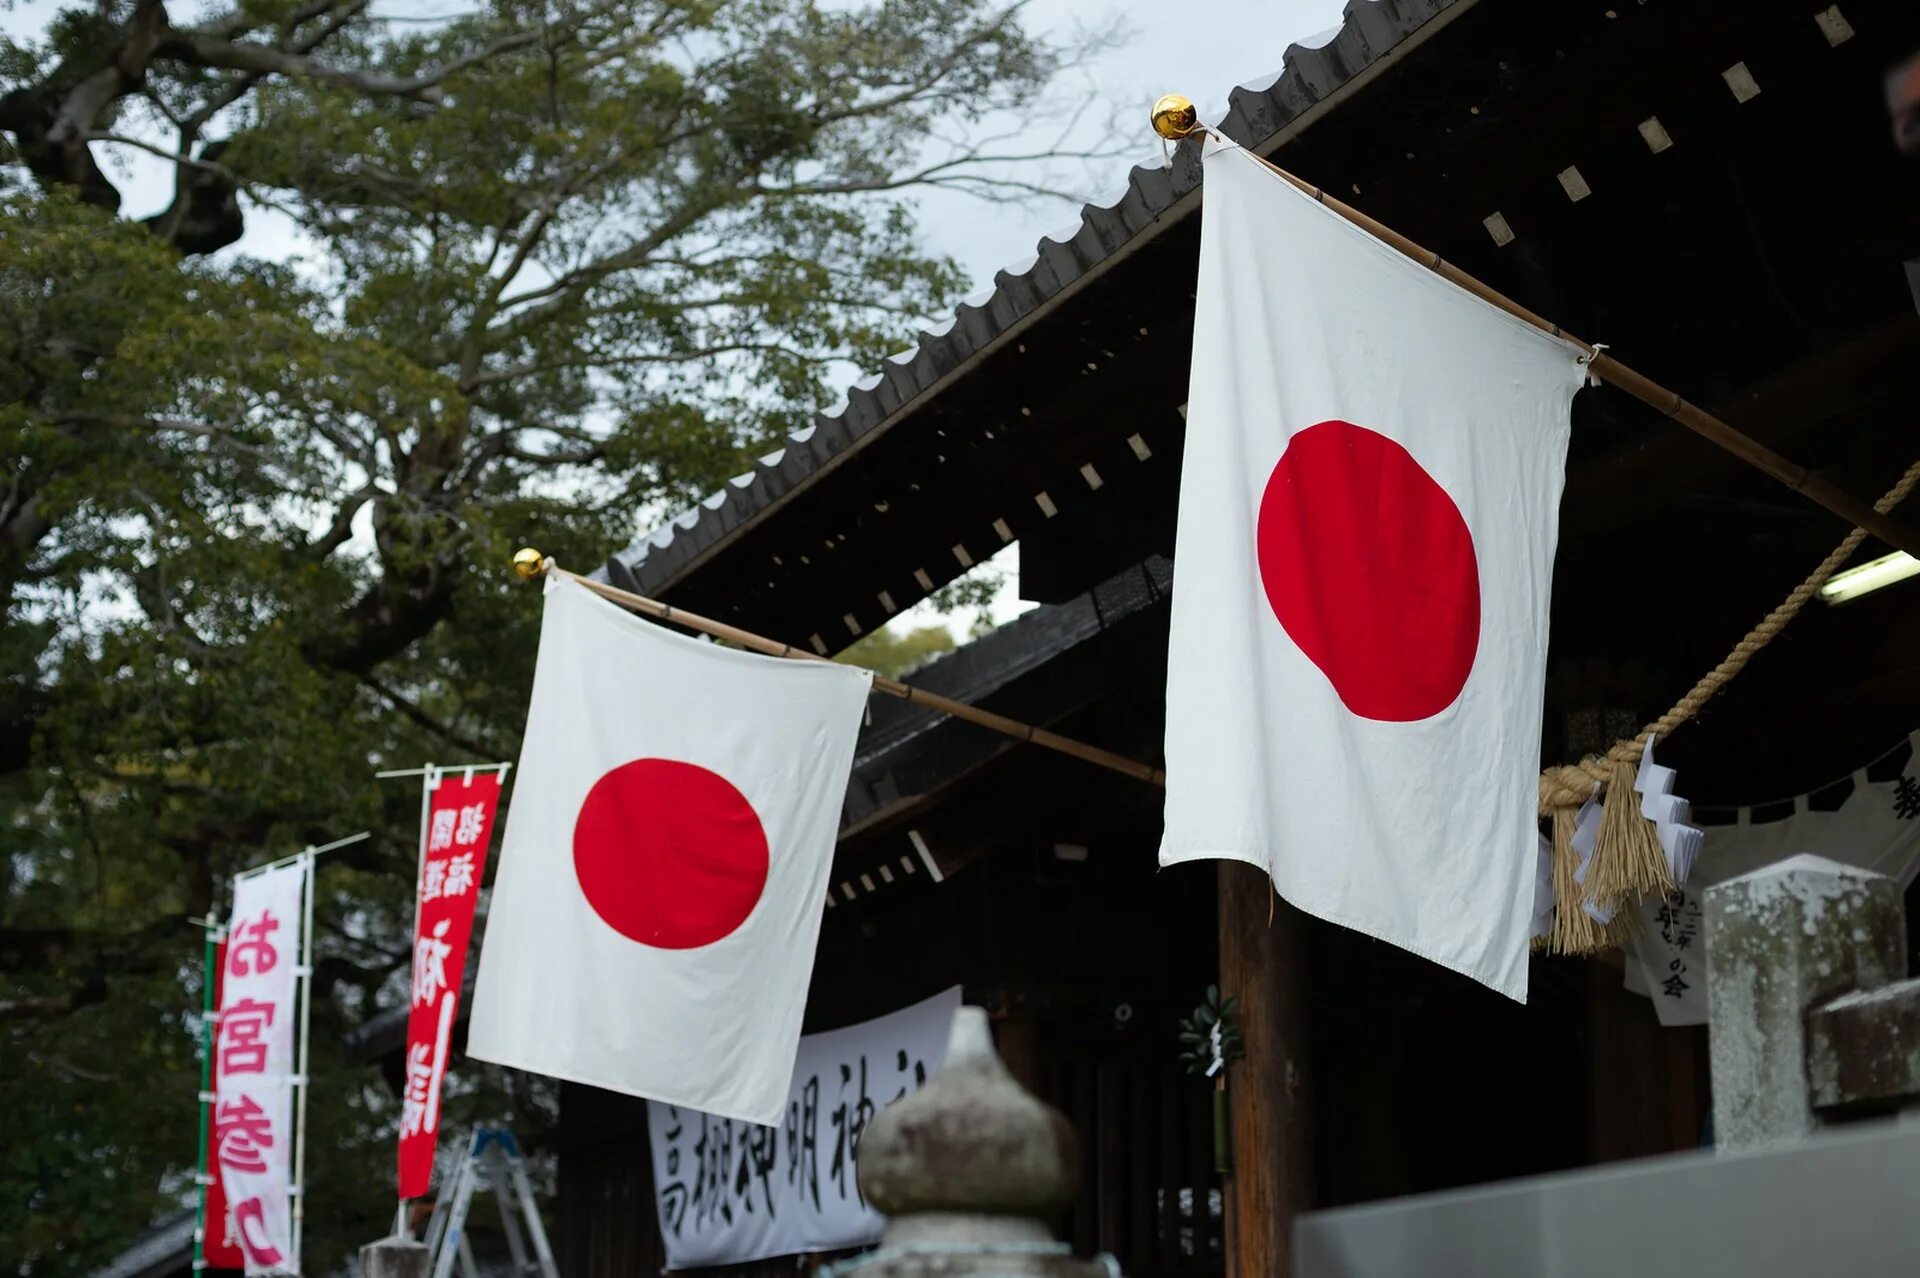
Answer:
603, 0, 1462, 593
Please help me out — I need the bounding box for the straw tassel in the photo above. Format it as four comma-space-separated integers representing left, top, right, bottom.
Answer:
1550, 806, 1605, 956
1603, 897, 1645, 947
1585, 757, 1673, 903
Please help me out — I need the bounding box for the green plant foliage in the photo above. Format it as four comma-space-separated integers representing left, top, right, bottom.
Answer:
1176, 983, 1244, 1077
835, 622, 957, 678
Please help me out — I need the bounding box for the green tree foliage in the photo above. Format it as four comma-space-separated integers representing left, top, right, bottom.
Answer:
0, 2, 1112, 1271
836, 622, 957, 678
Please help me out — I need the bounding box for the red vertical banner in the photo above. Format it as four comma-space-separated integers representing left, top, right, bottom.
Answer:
398, 770, 502, 1198
204, 939, 245, 1270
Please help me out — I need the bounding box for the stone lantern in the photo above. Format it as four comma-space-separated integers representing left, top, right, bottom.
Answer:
840, 1006, 1118, 1278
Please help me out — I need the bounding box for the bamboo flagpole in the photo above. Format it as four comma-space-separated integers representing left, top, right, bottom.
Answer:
513, 551, 1166, 787
1147, 95, 1920, 560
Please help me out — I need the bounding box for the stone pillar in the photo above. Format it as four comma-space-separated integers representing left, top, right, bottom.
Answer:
854, 1006, 1114, 1277
358, 1237, 428, 1278
1704, 854, 1906, 1152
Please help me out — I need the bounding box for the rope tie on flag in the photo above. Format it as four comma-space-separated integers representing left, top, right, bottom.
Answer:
1577, 342, 1609, 387
1535, 450, 1920, 953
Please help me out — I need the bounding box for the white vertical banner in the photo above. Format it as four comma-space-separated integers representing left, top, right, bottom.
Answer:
214, 861, 306, 1275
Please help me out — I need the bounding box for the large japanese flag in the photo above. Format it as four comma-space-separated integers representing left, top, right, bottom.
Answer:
1160, 139, 1585, 1000
468, 575, 871, 1123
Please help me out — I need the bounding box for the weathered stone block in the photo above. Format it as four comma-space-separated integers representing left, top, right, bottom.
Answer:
1809, 977, 1920, 1111
359, 1235, 429, 1278
1704, 854, 1905, 1152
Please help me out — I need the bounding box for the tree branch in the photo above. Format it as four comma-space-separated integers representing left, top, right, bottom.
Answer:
0, 919, 179, 972
358, 673, 508, 760
0, 986, 109, 1026
53, 412, 312, 483
305, 488, 379, 560
156, 27, 541, 104
466, 339, 819, 389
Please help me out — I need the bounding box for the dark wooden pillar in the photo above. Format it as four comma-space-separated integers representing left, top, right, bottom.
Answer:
1218, 861, 1314, 1278
992, 1011, 1046, 1097
1582, 960, 1712, 1162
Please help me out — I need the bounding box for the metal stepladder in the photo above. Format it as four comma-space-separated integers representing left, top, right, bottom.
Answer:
422, 1128, 559, 1278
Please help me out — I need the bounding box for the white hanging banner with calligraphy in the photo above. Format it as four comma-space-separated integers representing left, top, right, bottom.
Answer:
647, 985, 962, 1270
215, 861, 306, 1275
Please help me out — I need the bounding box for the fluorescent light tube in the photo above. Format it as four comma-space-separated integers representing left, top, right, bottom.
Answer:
1819, 551, 1920, 604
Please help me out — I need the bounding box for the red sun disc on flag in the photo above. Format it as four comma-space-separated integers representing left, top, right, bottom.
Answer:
573, 758, 770, 948
1255, 420, 1480, 722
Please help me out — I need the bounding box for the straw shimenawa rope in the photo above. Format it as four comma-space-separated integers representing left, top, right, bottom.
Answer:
1539, 452, 1920, 815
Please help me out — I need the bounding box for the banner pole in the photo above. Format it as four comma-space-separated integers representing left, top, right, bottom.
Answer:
194, 921, 218, 1272
413, 764, 437, 924
290, 850, 317, 1275
1145, 94, 1920, 560
399, 763, 438, 1232
231, 832, 369, 883
514, 555, 1167, 788
374, 763, 511, 781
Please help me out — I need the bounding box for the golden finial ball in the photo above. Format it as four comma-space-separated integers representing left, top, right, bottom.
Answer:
1151, 93, 1198, 141
511, 547, 546, 581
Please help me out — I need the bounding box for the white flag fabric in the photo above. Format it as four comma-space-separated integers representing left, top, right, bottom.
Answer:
215, 861, 306, 1275
468, 575, 872, 1124
1160, 139, 1585, 1001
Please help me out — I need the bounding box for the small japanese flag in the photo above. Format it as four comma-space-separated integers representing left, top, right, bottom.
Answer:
468, 575, 871, 1123
1160, 138, 1585, 1000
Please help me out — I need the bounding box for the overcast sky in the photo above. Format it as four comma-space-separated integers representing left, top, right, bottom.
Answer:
922, 0, 1348, 294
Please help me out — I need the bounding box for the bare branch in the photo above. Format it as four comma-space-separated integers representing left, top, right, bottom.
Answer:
761, 140, 1133, 203
52, 413, 293, 473
88, 131, 235, 181
180, 0, 374, 134
358, 673, 509, 760
189, 0, 345, 44
157, 27, 540, 104
306, 488, 379, 561
466, 339, 822, 390
0, 992, 107, 1026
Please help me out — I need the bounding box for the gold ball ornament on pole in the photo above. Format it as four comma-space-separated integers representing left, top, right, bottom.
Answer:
511, 547, 547, 581
1151, 93, 1198, 141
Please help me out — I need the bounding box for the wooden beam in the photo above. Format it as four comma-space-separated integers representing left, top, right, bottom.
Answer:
1219, 862, 1313, 1278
